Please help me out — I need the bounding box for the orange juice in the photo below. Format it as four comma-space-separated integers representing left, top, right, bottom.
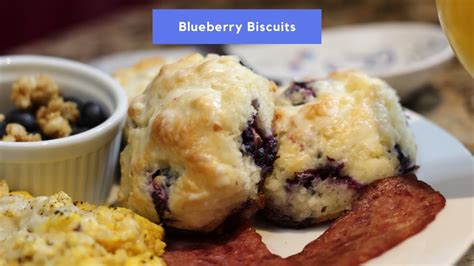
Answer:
436, 0, 474, 76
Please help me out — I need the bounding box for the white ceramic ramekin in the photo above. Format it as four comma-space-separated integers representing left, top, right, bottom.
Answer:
0, 55, 128, 204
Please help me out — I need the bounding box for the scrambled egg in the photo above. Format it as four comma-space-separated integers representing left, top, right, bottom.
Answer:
0, 181, 166, 266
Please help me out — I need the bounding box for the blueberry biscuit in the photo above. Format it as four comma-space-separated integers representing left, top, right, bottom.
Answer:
119, 54, 278, 232
264, 71, 417, 227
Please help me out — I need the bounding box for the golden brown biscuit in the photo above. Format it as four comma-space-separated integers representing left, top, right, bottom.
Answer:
264, 71, 417, 227
120, 54, 278, 232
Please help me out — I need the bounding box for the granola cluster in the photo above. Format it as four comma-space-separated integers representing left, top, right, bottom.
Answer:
1, 75, 82, 142
37, 97, 80, 138
11, 75, 59, 109
1, 123, 41, 142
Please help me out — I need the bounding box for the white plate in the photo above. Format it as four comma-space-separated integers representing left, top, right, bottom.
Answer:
256, 110, 473, 264
225, 22, 454, 98
88, 47, 200, 73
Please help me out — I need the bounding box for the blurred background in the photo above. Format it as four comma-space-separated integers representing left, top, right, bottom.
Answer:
0, 0, 472, 152
0, 0, 449, 53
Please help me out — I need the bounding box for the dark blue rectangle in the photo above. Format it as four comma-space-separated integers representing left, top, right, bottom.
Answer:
152, 9, 321, 44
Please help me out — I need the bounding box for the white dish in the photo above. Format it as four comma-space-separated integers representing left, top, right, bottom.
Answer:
89, 47, 200, 73
257, 110, 473, 264
225, 22, 454, 98
0, 55, 128, 204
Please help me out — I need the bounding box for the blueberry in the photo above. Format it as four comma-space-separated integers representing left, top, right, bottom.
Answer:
79, 102, 106, 128
63, 96, 83, 109
284, 81, 316, 105
285, 158, 362, 192
72, 126, 89, 135
394, 144, 418, 174
0, 118, 5, 137
240, 106, 278, 177
5, 109, 38, 132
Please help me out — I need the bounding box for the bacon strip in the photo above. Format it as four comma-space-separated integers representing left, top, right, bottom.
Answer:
284, 174, 446, 265
163, 221, 281, 266
164, 175, 446, 266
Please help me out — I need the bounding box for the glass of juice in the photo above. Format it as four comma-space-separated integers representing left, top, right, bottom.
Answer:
436, 0, 474, 77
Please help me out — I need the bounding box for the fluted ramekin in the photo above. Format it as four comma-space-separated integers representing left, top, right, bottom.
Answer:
0, 55, 128, 204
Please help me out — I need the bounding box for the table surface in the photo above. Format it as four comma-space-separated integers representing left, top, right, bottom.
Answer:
4, 1, 473, 264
